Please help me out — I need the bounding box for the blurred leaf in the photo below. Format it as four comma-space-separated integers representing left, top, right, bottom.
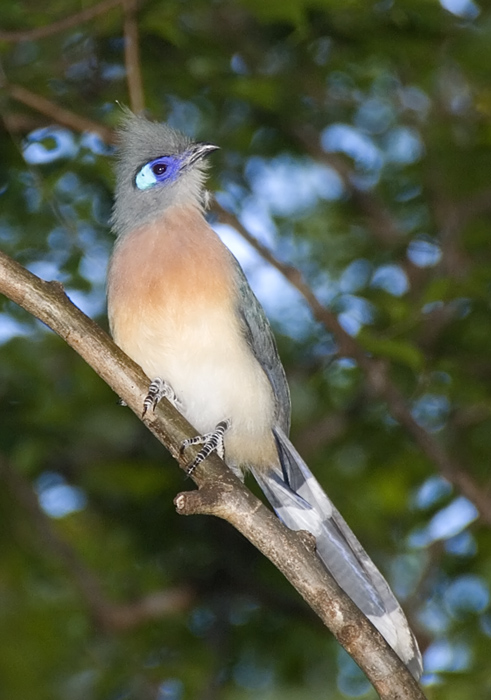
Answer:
359, 332, 425, 371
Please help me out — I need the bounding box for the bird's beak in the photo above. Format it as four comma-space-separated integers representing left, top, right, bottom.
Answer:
182, 142, 220, 168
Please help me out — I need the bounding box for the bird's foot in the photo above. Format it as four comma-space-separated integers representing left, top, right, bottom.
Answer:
142, 378, 183, 416
180, 419, 231, 476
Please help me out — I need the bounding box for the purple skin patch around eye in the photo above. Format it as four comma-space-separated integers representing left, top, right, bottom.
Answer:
135, 155, 182, 190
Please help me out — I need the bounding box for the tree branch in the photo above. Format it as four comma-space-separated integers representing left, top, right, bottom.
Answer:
0, 0, 123, 43
4, 83, 116, 144
0, 248, 426, 698
123, 0, 145, 113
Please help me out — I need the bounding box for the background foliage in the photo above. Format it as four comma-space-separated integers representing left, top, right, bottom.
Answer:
1, 0, 491, 698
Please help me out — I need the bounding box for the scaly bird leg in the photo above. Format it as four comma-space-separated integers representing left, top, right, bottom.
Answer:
143, 379, 230, 475
142, 377, 184, 416
180, 419, 231, 475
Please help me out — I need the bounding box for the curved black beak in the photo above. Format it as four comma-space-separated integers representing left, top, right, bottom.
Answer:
183, 142, 220, 168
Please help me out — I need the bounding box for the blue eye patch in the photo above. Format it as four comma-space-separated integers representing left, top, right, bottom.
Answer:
135, 155, 182, 190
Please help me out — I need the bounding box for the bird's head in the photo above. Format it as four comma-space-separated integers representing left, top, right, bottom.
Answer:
111, 110, 219, 237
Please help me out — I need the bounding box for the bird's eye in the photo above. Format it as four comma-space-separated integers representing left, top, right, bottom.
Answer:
135, 158, 174, 190
152, 163, 167, 176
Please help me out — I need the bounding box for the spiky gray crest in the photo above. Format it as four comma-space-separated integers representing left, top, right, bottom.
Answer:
111, 110, 211, 237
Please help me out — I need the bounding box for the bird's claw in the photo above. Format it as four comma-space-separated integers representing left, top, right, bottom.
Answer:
181, 419, 231, 476
142, 378, 182, 416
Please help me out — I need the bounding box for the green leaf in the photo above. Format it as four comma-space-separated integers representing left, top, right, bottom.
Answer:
359, 332, 425, 371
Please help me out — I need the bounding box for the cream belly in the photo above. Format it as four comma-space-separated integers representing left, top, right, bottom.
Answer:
115, 302, 278, 469
107, 207, 278, 470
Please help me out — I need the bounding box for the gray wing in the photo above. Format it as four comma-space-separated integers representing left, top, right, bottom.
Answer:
227, 256, 423, 679
231, 256, 291, 435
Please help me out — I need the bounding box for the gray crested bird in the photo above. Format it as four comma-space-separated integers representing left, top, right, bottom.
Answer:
107, 111, 423, 679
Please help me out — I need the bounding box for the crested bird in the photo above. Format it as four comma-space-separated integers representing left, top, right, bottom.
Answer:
107, 111, 422, 679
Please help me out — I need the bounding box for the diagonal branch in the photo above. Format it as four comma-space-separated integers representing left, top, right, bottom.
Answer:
0, 248, 426, 699
213, 202, 491, 526
4, 83, 116, 143
0, 0, 123, 43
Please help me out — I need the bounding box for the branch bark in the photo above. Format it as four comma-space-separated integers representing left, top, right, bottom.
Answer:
0, 249, 426, 699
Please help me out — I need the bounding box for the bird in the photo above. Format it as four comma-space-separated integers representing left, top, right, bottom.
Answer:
107, 110, 423, 680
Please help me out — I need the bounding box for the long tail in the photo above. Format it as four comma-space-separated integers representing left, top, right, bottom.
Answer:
251, 427, 423, 680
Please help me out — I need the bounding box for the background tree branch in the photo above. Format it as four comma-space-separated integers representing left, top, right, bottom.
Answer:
123, 0, 145, 113
214, 203, 491, 526
0, 0, 123, 43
